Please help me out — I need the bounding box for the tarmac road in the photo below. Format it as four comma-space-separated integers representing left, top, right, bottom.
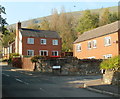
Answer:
2, 65, 113, 98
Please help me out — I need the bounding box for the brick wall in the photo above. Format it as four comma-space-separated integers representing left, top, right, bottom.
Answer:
73, 32, 119, 59
22, 57, 34, 70
22, 37, 62, 57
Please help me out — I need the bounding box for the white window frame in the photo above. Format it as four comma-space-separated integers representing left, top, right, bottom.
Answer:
93, 40, 97, 48
27, 38, 34, 44
40, 39, 46, 45
27, 50, 34, 56
52, 51, 59, 56
88, 41, 92, 49
39, 50, 48, 56
76, 44, 81, 52
104, 36, 111, 46
103, 54, 112, 59
52, 40, 58, 45
87, 56, 95, 59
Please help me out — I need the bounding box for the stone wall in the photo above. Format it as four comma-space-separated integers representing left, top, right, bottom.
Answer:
36, 57, 103, 75
103, 70, 120, 85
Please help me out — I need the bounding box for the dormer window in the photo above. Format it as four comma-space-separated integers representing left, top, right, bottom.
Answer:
27, 38, 34, 44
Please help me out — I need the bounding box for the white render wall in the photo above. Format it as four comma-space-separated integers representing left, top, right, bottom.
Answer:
19, 31, 22, 55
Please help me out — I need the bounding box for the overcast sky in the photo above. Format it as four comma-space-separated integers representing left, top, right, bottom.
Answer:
1, 1, 119, 25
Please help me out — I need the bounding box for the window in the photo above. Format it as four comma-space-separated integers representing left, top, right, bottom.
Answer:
52, 51, 59, 56
27, 50, 34, 56
27, 38, 34, 44
87, 56, 95, 59
41, 39, 46, 45
40, 50, 48, 56
93, 40, 97, 48
52, 40, 58, 45
88, 41, 92, 49
76, 44, 81, 51
104, 37, 111, 46
103, 54, 112, 59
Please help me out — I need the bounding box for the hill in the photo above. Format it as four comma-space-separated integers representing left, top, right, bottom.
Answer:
7, 6, 118, 29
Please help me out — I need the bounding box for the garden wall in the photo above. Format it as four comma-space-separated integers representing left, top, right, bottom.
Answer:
36, 57, 103, 75
103, 70, 120, 85
22, 57, 34, 70
12, 57, 103, 75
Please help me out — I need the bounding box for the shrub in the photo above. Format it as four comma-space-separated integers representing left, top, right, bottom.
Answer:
12, 57, 22, 68
100, 55, 120, 71
31, 55, 45, 63
8, 53, 20, 63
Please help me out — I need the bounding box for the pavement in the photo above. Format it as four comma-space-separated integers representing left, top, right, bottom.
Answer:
1, 62, 120, 97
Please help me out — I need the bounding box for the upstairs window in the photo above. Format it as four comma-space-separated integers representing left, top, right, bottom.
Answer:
27, 50, 34, 56
76, 44, 81, 52
52, 40, 58, 45
52, 51, 58, 56
27, 38, 34, 44
93, 40, 97, 48
104, 37, 111, 46
40, 50, 48, 56
88, 41, 92, 49
41, 39, 46, 45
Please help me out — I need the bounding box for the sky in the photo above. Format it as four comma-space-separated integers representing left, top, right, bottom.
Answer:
1, 1, 119, 25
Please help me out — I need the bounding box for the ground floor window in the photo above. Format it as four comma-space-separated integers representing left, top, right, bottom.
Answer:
103, 54, 112, 59
40, 50, 48, 56
27, 50, 34, 56
52, 51, 58, 56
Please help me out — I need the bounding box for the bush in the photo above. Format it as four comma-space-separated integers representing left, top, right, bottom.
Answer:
8, 53, 20, 63
31, 55, 45, 63
12, 57, 22, 68
100, 55, 120, 71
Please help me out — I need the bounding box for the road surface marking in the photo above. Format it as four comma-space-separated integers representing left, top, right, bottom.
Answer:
2, 73, 10, 77
40, 88, 47, 93
16, 78, 23, 83
15, 78, 29, 85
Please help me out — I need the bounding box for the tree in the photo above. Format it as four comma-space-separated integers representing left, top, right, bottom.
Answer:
99, 8, 111, 26
0, 5, 8, 35
2, 31, 15, 47
57, 8, 77, 52
109, 12, 119, 23
49, 8, 59, 31
76, 10, 99, 34
40, 17, 50, 30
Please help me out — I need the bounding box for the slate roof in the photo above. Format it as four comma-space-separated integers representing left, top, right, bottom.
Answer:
20, 28, 61, 38
74, 21, 120, 44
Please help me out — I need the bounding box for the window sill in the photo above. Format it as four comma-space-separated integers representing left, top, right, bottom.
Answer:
27, 43, 34, 45
88, 48, 92, 50
104, 44, 111, 47
77, 50, 81, 52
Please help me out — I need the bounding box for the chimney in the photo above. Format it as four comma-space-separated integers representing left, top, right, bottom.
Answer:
15, 22, 21, 53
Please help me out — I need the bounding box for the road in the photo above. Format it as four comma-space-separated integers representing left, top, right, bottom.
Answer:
2, 65, 113, 98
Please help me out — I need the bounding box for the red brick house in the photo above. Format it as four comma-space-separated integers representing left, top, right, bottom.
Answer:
4, 22, 62, 57
73, 21, 120, 59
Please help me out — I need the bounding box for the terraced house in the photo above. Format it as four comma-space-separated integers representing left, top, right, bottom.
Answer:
3, 22, 62, 58
73, 21, 120, 59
